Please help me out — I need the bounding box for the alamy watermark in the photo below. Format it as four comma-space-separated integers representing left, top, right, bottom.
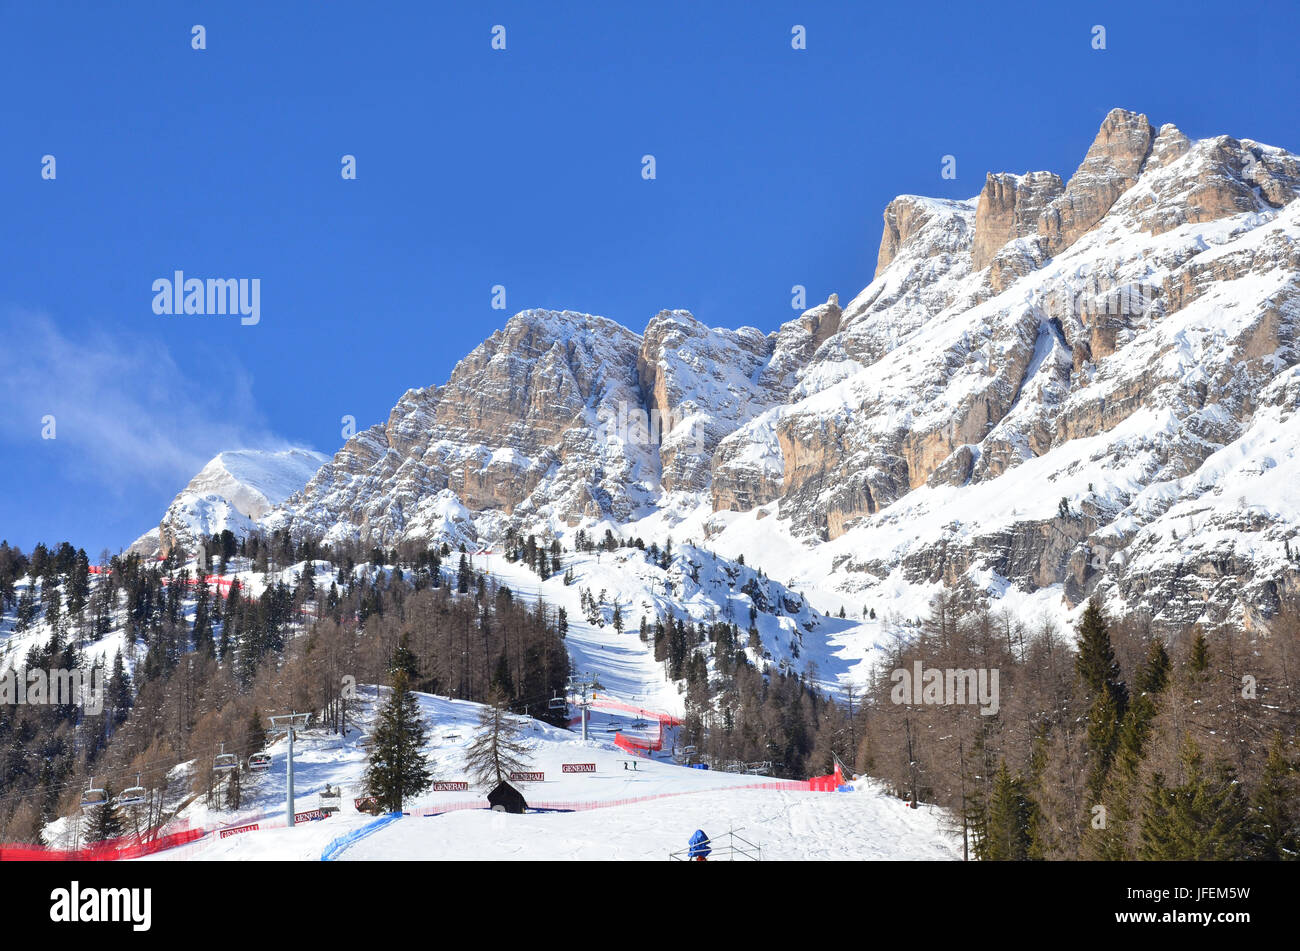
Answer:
1049, 278, 1161, 322
596, 401, 706, 454
1, 666, 105, 715
152, 271, 260, 326
890, 661, 1000, 716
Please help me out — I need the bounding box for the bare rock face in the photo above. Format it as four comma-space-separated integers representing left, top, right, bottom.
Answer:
1147, 123, 1191, 170
971, 171, 1064, 269
637, 311, 777, 493
875, 196, 955, 277
266, 310, 654, 545
136, 106, 1300, 640
710, 296, 842, 513
1038, 108, 1155, 256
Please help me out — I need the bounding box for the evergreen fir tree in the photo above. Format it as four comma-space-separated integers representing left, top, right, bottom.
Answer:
1073, 597, 1128, 801
981, 761, 1035, 860
389, 632, 419, 679
490, 651, 515, 700
1138, 735, 1249, 860
246, 708, 267, 759
1188, 629, 1211, 675
365, 671, 432, 812
1249, 732, 1299, 860
83, 790, 124, 843
1087, 637, 1169, 859
1075, 597, 1120, 694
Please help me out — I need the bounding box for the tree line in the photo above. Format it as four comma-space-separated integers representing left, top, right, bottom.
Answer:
0, 533, 567, 843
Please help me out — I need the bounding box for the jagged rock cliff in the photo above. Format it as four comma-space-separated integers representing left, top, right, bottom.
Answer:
145, 108, 1300, 636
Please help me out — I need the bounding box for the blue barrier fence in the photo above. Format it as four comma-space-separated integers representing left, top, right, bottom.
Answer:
320, 811, 403, 861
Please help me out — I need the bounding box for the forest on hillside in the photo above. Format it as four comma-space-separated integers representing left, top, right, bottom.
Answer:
1, 532, 1297, 858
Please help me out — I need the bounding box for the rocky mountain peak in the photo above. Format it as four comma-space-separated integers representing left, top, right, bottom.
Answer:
971, 170, 1065, 270
139, 108, 1300, 638
1037, 107, 1155, 256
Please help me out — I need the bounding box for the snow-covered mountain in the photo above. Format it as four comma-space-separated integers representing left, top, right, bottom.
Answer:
143, 108, 1300, 640
133, 448, 330, 556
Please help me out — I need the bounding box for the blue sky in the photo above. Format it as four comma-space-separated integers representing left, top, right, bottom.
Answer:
1, 0, 1297, 555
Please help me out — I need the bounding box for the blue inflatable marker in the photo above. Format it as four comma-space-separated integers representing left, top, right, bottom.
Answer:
688, 829, 711, 861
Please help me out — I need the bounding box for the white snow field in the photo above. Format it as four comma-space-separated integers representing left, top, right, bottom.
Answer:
342, 786, 955, 861
138, 687, 956, 862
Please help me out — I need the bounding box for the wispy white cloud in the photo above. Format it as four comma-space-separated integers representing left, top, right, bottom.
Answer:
0, 310, 293, 492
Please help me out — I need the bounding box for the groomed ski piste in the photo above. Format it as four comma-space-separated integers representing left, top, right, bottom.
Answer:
128, 545, 954, 860
18, 548, 956, 861
133, 686, 956, 861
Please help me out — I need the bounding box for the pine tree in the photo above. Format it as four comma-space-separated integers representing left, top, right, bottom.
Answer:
105, 652, 133, 729
365, 671, 432, 812
1075, 597, 1120, 694
490, 651, 514, 699
1138, 735, 1249, 860
465, 688, 533, 788
1188, 629, 1210, 675
1086, 637, 1171, 859
246, 709, 267, 759
389, 632, 419, 679
1249, 732, 1299, 859
83, 790, 124, 843
981, 761, 1035, 860
1074, 597, 1127, 802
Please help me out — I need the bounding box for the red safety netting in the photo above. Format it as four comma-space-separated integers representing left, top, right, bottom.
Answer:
89, 564, 241, 593
806, 763, 843, 792
589, 695, 684, 726
615, 732, 661, 755
0, 827, 205, 862
159, 574, 239, 592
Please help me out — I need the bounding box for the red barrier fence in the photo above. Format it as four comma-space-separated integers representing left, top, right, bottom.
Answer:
87, 565, 238, 592
0, 827, 205, 862
615, 732, 661, 755
589, 696, 684, 726
807, 763, 843, 792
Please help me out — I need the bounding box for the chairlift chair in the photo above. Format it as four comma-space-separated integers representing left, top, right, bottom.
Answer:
319, 785, 341, 813
116, 774, 147, 807
548, 695, 567, 711
248, 752, 272, 772
80, 777, 108, 810
213, 743, 239, 772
